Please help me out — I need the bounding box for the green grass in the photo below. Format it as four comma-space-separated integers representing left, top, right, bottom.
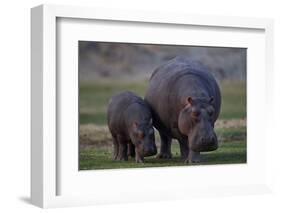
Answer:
79, 80, 246, 125
79, 140, 246, 170
79, 126, 246, 170
219, 81, 246, 119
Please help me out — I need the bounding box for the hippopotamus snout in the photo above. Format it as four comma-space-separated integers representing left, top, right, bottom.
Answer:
200, 134, 216, 145
193, 133, 218, 152
143, 144, 157, 157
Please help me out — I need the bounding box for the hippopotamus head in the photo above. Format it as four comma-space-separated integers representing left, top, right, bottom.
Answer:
131, 119, 157, 159
178, 97, 218, 152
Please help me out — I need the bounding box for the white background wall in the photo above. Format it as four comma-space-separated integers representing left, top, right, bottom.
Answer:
0, 0, 280, 212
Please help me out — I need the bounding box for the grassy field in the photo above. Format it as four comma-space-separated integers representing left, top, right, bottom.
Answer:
79, 80, 246, 170
79, 80, 246, 125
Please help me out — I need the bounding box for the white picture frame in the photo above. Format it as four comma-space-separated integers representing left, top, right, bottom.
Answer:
31, 4, 274, 208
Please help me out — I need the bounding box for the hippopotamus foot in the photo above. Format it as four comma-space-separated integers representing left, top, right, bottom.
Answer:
184, 150, 200, 163
113, 153, 118, 160
116, 154, 128, 161
135, 153, 144, 163
156, 152, 172, 159
112, 137, 119, 160
136, 158, 144, 163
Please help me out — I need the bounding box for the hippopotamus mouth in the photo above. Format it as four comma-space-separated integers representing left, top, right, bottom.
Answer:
192, 143, 218, 152
190, 137, 218, 152
143, 146, 157, 157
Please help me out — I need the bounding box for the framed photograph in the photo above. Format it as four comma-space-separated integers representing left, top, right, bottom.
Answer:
31, 4, 274, 208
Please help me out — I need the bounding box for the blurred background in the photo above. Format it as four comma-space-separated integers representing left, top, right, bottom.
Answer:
79, 41, 247, 170
79, 41, 246, 81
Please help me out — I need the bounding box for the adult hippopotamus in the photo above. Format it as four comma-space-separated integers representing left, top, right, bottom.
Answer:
145, 56, 221, 163
107, 91, 157, 163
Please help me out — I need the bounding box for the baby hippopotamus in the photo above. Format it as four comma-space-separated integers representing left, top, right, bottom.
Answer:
107, 91, 157, 163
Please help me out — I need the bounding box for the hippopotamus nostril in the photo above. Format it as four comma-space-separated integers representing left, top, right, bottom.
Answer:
143, 146, 157, 157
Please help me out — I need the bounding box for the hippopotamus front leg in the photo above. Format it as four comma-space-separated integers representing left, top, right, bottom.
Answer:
178, 139, 189, 160
135, 149, 144, 163
185, 150, 201, 163
156, 131, 172, 159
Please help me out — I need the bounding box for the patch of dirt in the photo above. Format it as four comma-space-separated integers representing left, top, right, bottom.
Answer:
215, 118, 246, 129
80, 119, 246, 149
79, 124, 112, 149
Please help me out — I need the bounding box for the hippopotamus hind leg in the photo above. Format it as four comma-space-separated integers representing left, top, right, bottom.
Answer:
127, 142, 135, 158
116, 135, 128, 161
112, 136, 119, 160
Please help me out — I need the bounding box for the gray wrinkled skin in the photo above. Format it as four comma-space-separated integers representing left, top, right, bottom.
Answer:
145, 56, 221, 163
107, 91, 157, 163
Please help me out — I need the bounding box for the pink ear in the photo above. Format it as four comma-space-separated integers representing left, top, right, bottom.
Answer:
186, 97, 193, 105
